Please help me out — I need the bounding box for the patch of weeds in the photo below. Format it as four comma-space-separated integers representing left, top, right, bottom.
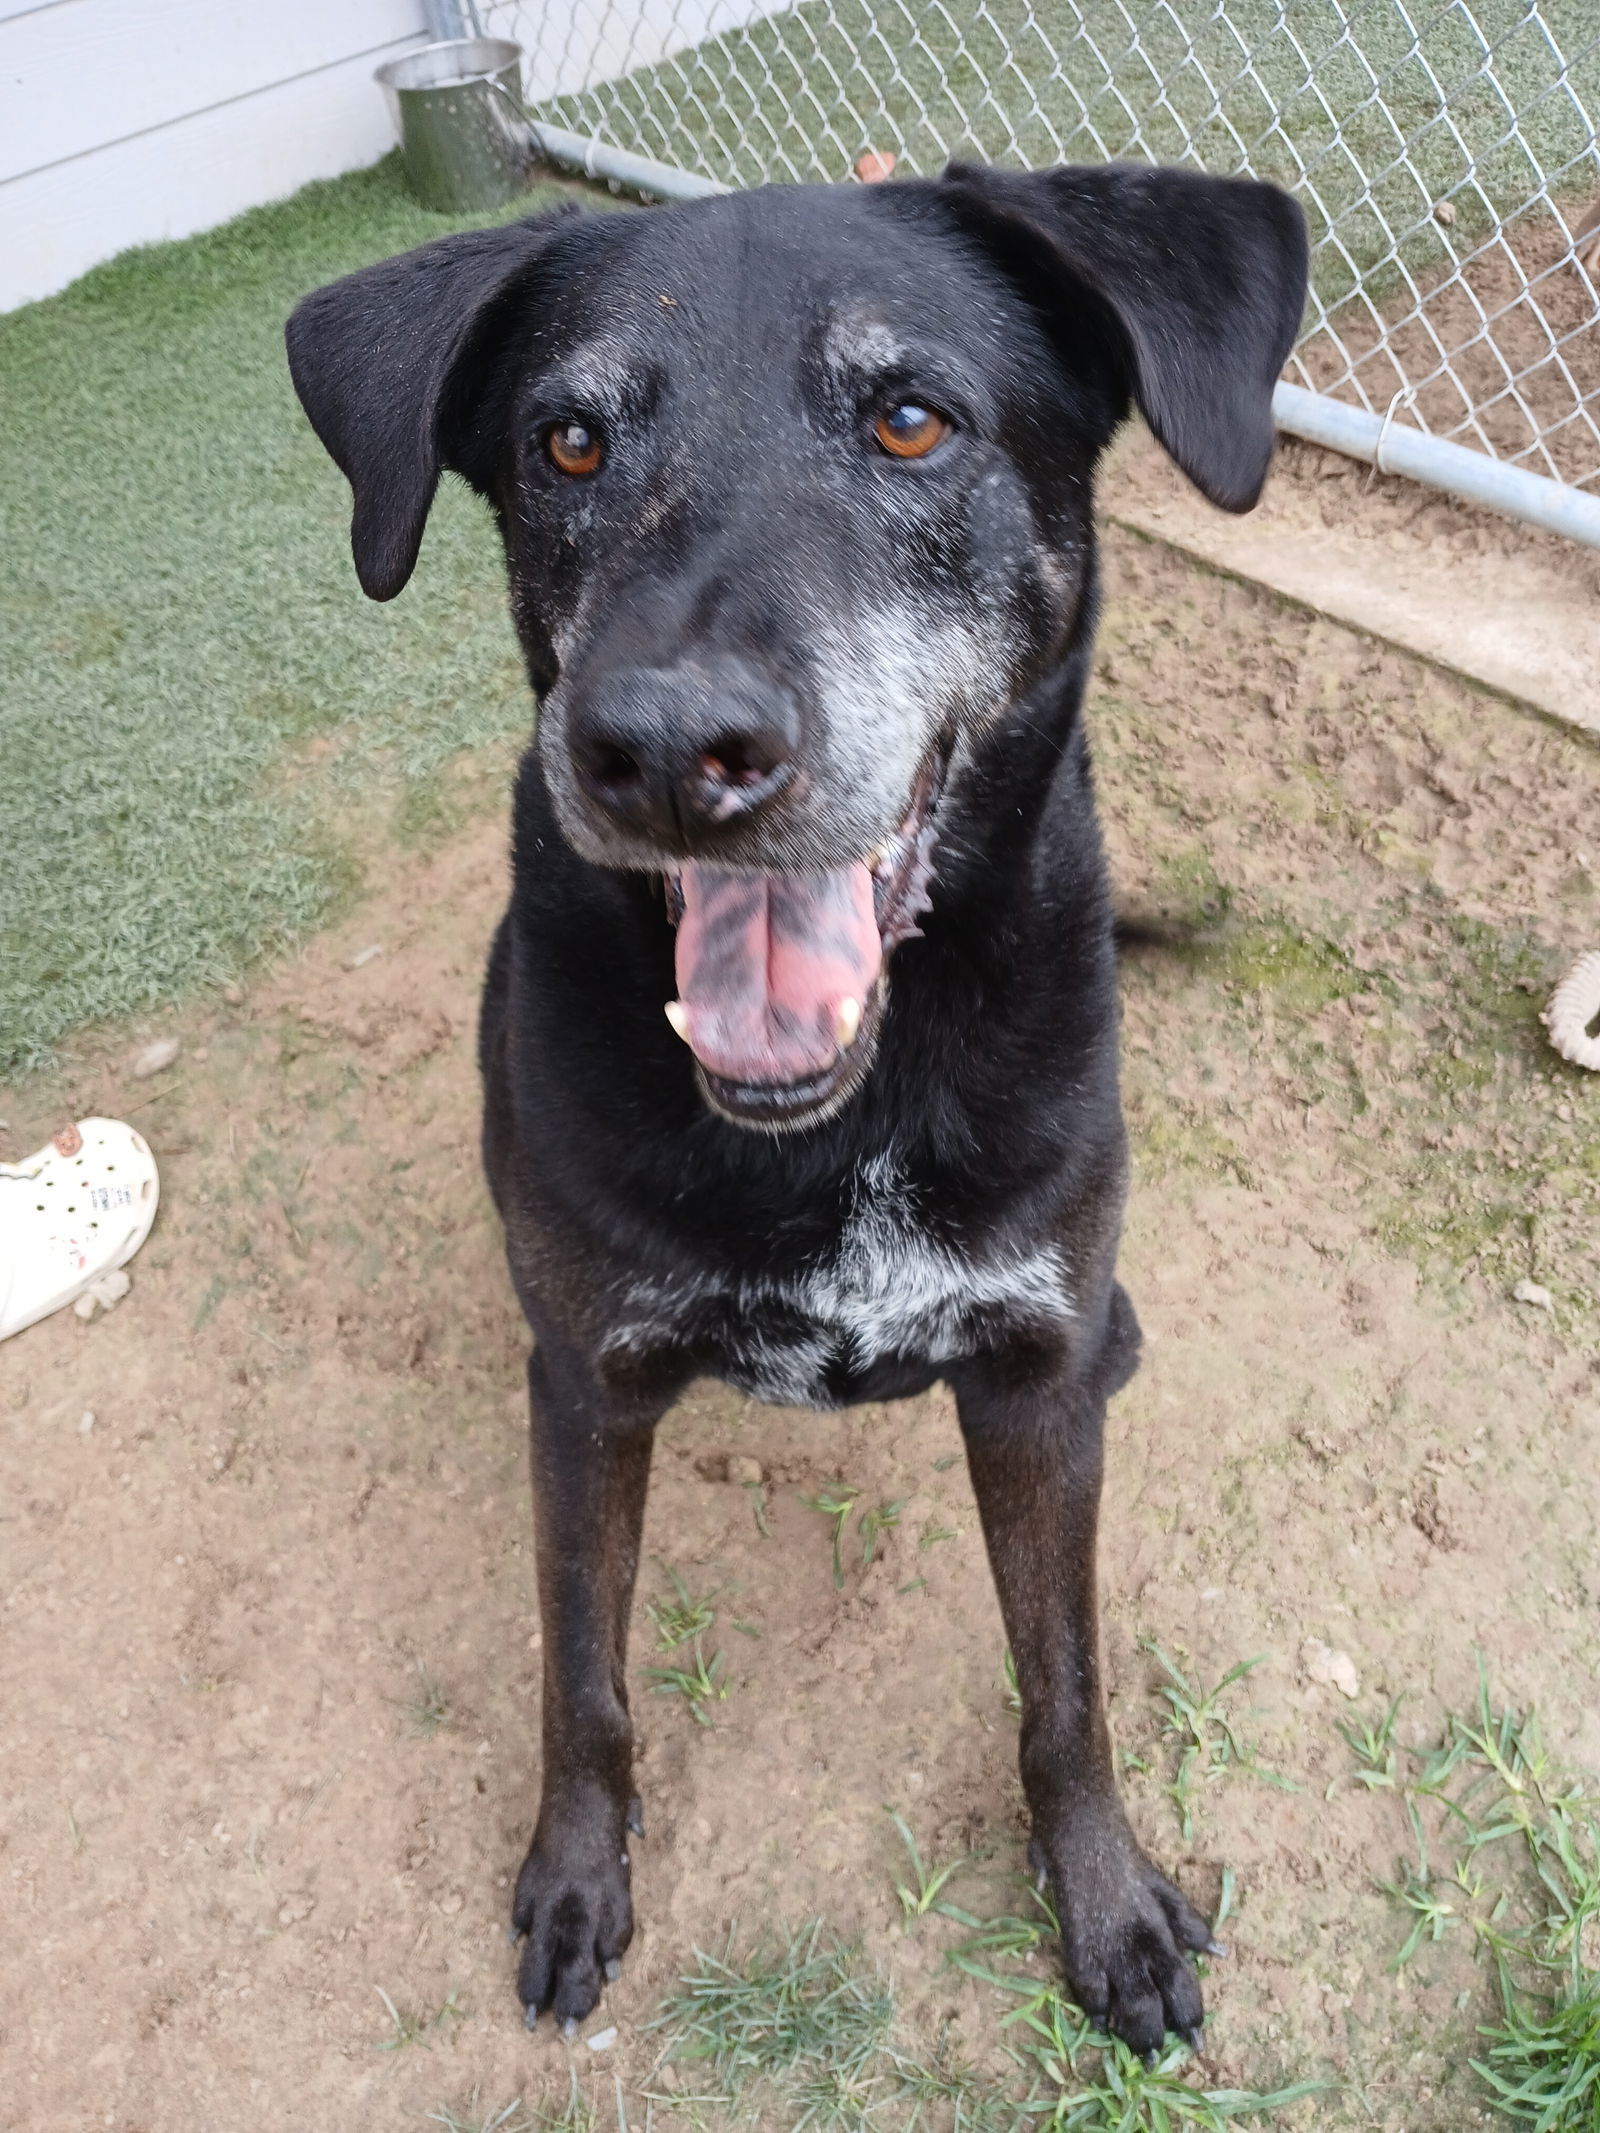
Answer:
1001, 1648, 1022, 1716
1380, 1856, 1462, 1969
804, 1486, 861, 1589
859, 1497, 907, 1568
375, 1985, 462, 2051
1332, 1693, 1404, 1792
1344, 1659, 1600, 2127
646, 1639, 729, 1728
947, 1886, 1328, 2131
1476, 1969, 1600, 2132
426, 2098, 536, 2133
647, 1568, 717, 1651
891, 2026, 1012, 2130
1004, 1989, 1329, 2132
427, 2074, 594, 2133
1142, 1642, 1297, 1840
649, 1920, 897, 2126
405, 1661, 450, 1738
653, 1897, 1320, 2133
920, 1521, 959, 1550
883, 1806, 969, 1928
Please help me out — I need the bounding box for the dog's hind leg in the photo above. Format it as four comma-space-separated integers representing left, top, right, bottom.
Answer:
950, 1302, 1215, 2058
510, 1329, 678, 2032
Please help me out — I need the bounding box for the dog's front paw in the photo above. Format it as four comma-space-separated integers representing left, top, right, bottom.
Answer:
1034, 1816, 1216, 2057
510, 1805, 634, 2031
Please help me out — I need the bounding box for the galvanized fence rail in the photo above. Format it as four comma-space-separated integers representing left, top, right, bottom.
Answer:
474, 0, 1600, 543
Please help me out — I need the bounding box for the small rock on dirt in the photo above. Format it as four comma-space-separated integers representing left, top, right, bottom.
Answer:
344, 943, 383, 971
130, 1036, 181, 1078
1301, 1638, 1360, 1699
586, 2025, 618, 2052
1512, 1279, 1554, 1312
78, 1409, 96, 1435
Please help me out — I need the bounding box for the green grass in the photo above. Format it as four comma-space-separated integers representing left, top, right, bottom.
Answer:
651, 1911, 1325, 2132
1140, 1642, 1298, 1842
804, 1485, 864, 1589
427, 2078, 596, 2133
375, 1984, 462, 2050
1347, 1663, 1600, 2129
644, 1567, 730, 1724
404, 1660, 452, 1739
0, 154, 585, 1078
646, 1637, 731, 1726
647, 1567, 719, 1650
427, 2103, 536, 2133
883, 1804, 973, 1927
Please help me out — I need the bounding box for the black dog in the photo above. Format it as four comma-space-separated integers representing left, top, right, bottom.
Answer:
287, 160, 1306, 2054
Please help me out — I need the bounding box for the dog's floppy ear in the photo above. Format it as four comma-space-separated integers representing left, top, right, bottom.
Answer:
939, 161, 1308, 512
285, 209, 574, 600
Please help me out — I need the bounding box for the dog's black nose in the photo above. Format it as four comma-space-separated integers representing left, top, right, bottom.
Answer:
570, 659, 799, 842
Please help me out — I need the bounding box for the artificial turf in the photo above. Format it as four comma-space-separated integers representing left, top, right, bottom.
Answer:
0, 156, 580, 1078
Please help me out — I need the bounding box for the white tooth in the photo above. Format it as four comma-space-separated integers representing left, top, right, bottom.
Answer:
835, 997, 861, 1047
664, 1001, 690, 1041
867, 841, 891, 876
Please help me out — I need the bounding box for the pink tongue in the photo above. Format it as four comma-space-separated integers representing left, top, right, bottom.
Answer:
674, 863, 882, 1086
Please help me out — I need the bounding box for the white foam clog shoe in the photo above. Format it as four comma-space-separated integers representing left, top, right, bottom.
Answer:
0, 1119, 160, 1341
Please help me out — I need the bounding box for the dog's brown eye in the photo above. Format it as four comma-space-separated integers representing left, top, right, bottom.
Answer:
547, 420, 603, 477
874, 403, 949, 459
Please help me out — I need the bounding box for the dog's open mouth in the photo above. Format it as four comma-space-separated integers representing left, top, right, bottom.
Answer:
664, 749, 946, 1130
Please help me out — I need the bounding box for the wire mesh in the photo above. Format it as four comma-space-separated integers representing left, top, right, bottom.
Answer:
480, 0, 1600, 499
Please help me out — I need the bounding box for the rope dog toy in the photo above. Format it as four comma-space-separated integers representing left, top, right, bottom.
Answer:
1543, 951, 1600, 1071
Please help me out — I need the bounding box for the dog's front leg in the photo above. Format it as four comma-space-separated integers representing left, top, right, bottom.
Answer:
512, 1331, 670, 2031
952, 1325, 1215, 2057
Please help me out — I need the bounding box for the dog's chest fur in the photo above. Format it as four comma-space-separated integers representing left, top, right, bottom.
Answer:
606, 1153, 1073, 1405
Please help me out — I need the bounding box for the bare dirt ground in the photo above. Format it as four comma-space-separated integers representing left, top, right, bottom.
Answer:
3, 524, 1598, 2133
1105, 425, 1600, 737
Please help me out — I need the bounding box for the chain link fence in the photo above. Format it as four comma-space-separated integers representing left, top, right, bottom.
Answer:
479, 0, 1599, 517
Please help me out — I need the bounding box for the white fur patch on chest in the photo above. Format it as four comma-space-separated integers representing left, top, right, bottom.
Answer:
606, 1153, 1073, 1405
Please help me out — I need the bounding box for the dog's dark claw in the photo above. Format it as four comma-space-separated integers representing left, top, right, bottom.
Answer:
626, 1796, 645, 1837
523, 2003, 539, 2032
561, 2016, 579, 2042
1203, 1937, 1228, 1959
604, 1956, 624, 1982
1181, 2023, 1205, 2054
507, 1924, 525, 1946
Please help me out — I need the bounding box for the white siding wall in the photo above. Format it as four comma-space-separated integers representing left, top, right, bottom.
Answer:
0, 0, 430, 312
